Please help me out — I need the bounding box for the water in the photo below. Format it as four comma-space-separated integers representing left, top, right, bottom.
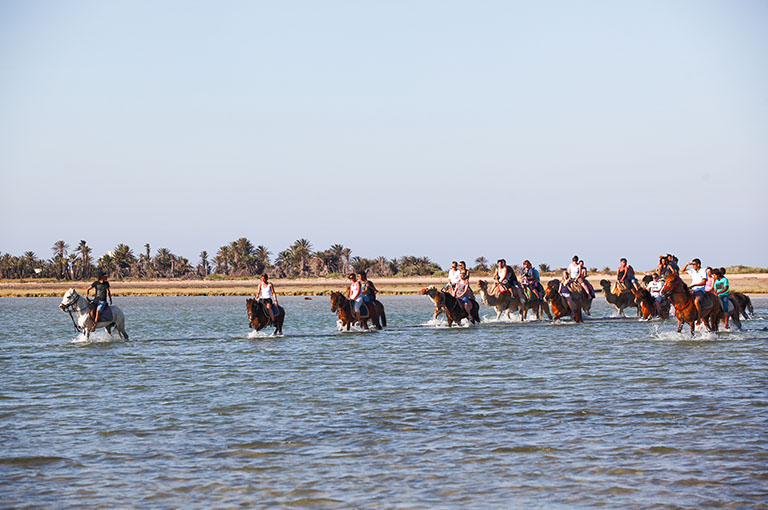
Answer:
2, 295, 767, 508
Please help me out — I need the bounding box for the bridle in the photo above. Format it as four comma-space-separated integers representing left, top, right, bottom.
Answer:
662, 276, 692, 311
59, 292, 83, 332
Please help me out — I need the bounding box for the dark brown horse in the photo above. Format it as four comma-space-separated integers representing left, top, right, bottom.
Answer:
245, 298, 285, 335
545, 279, 585, 323
731, 292, 754, 320
330, 291, 385, 331
433, 290, 480, 326
661, 274, 721, 335
632, 287, 670, 320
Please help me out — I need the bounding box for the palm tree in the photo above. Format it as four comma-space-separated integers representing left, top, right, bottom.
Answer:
474, 256, 489, 271
539, 263, 551, 273
255, 245, 271, 273
214, 245, 230, 275
51, 240, 69, 279
77, 241, 92, 280
199, 251, 210, 276
154, 248, 174, 277
289, 239, 313, 277
112, 244, 136, 279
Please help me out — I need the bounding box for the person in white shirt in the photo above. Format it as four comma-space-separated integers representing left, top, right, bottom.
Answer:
446, 261, 461, 292
347, 273, 364, 323
682, 258, 707, 295
256, 274, 278, 323
646, 273, 665, 314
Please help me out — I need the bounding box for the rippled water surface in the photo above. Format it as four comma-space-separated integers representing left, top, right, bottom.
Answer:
2, 295, 767, 508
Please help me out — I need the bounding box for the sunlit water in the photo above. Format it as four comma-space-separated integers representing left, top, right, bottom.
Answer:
1, 295, 767, 508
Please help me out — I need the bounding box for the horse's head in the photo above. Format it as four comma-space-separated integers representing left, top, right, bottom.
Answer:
544, 280, 560, 301
59, 288, 79, 310
245, 298, 258, 328
421, 286, 437, 298
330, 292, 341, 312
661, 273, 680, 298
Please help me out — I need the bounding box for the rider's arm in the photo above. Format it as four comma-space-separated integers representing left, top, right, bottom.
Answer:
107, 285, 113, 304
270, 283, 278, 305
85, 284, 92, 298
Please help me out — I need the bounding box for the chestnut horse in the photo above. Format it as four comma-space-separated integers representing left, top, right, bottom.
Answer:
330, 291, 385, 331
421, 286, 446, 319
246, 298, 285, 335
544, 279, 585, 323
661, 273, 721, 335
433, 290, 480, 326
632, 287, 670, 320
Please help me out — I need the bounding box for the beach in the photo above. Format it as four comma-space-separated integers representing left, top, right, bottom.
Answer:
2, 272, 767, 297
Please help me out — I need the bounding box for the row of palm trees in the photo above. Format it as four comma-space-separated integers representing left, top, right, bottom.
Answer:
2, 238, 494, 280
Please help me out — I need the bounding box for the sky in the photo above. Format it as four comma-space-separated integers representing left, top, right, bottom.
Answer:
1, 0, 766, 270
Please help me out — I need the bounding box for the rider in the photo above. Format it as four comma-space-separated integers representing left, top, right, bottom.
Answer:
681, 258, 707, 296
85, 271, 112, 331
359, 271, 378, 305
616, 258, 639, 292
646, 272, 665, 314
347, 272, 364, 323
520, 260, 542, 300
453, 271, 475, 315
494, 259, 525, 303
566, 256, 595, 299
256, 273, 278, 323
459, 261, 470, 280
445, 261, 461, 291
713, 268, 730, 329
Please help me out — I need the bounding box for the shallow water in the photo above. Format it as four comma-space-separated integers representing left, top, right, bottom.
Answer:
1, 295, 767, 508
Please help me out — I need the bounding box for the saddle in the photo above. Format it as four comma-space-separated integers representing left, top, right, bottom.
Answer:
91, 304, 113, 323
612, 282, 628, 296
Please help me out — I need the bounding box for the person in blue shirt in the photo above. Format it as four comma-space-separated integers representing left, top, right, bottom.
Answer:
713, 268, 730, 329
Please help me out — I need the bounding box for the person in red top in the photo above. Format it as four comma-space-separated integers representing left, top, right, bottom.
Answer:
616, 258, 639, 292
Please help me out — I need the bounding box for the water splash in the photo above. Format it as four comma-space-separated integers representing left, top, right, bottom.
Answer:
247, 329, 282, 339
70, 330, 121, 344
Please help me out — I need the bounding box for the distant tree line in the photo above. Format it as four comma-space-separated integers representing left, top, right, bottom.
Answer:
2, 238, 508, 280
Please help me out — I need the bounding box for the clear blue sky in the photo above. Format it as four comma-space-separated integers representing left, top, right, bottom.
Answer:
1, 0, 766, 270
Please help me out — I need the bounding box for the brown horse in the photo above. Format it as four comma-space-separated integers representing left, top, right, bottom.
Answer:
731, 292, 754, 320
245, 298, 285, 335
421, 286, 446, 319
661, 273, 721, 335
330, 291, 385, 331
545, 279, 585, 323
631, 287, 669, 320
433, 290, 480, 326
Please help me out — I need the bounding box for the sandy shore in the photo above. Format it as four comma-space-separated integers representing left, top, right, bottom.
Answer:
1, 273, 767, 297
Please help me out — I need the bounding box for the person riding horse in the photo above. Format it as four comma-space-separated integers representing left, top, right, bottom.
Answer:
444, 261, 461, 292
520, 260, 544, 300
646, 272, 666, 315
256, 274, 279, 323
347, 273, 364, 323
566, 256, 595, 299
453, 271, 475, 315
85, 271, 112, 331
359, 271, 378, 305
494, 259, 525, 303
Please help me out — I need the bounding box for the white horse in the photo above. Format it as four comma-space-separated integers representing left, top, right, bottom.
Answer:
59, 288, 129, 339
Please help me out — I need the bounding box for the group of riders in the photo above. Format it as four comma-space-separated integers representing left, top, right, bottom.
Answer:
85, 252, 735, 331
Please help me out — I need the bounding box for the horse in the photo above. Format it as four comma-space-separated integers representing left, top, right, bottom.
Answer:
720, 295, 743, 330
544, 279, 585, 323
599, 279, 638, 317
420, 286, 445, 319
330, 291, 385, 331
731, 292, 754, 320
476, 280, 524, 320
433, 289, 480, 326
59, 288, 129, 340
632, 287, 670, 320
245, 298, 285, 335
661, 273, 722, 335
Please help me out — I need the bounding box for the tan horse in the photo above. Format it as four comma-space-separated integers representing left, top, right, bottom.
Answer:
421, 286, 445, 319
661, 274, 721, 335
631, 287, 670, 320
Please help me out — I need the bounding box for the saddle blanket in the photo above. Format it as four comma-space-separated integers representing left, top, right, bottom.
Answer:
95, 306, 113, 323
